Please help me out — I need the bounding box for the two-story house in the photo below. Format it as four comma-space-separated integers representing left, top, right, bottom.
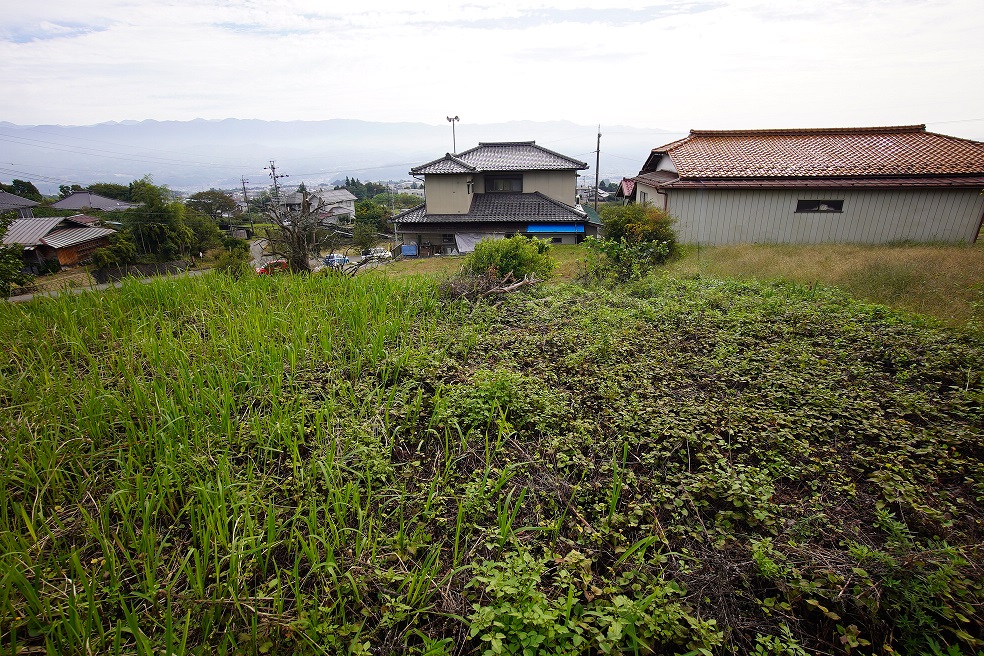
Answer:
392, 141, 599, 254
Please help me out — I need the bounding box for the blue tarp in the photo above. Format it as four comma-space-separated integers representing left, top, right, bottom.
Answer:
527, 224, 584, 233
401, 243, 418, 256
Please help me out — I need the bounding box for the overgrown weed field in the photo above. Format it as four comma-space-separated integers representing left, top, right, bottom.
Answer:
1, 269, 983, 655
665, 242, 984, 329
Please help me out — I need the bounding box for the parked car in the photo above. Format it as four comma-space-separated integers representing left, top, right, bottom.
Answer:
255, 259, 289, 275
323, 253, 350, 268
366, 247, 393, 260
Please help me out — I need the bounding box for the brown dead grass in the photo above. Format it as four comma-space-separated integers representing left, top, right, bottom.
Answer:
665, 242, 984, 328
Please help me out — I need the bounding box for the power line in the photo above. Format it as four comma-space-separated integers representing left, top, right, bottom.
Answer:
0, 132, 250, 169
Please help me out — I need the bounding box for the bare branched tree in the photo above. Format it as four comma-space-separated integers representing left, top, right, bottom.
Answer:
262, 191, 340, 273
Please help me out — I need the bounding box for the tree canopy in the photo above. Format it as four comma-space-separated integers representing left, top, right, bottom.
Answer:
1, 180, 42, 202
122, 177, 193, 260
186, 189, 238, 221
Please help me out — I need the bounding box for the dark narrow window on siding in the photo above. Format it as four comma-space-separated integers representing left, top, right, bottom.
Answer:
485, 175, 523, 192
442, 234, 454, 243
796, 199, 844, 213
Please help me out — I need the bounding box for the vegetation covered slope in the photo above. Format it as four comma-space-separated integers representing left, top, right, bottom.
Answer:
1, 272, 982, 655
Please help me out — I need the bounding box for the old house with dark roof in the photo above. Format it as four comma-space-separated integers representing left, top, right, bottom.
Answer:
629, 125, 984, 244
3, 215, 115, 267
0, 190, 40, 218
392, 141, 598, 254
51, 191, 139, 212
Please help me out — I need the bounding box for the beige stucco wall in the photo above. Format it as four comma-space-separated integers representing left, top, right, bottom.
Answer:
641, 184, 984, 244
425, 170, 578, 211
423, 175, 473, 214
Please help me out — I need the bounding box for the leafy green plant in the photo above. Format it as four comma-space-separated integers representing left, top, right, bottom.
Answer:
462, 235, 556, 280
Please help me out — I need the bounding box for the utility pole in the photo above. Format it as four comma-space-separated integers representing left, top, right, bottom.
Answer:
241, 176, 254, 234
594, 125, 601, 213
264, 160, 289, 200
447, 116, 459, 154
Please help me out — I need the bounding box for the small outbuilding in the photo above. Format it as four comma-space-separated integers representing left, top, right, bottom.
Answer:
3, 215, 116, 267
630, 125, 984, 244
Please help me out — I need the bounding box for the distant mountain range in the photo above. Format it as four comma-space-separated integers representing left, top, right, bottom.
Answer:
0, 118, 686, 195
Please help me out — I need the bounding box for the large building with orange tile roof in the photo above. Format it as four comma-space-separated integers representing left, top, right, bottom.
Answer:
628, 125, 984, 244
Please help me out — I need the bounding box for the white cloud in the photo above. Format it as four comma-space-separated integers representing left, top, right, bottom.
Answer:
0, 0, 982, 140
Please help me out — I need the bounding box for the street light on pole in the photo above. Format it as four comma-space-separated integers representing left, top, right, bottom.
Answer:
446, 115, 459, 154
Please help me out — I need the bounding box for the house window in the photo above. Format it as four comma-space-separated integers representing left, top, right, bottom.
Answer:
485, 175, 523, 192
796, 199, 844, 213
442, 234, 455, 243
639, 191, 649, 204
466, 180, 474, 194
551, 237, 563, 243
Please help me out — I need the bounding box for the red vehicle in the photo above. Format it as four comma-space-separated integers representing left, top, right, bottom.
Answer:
255, 259, 289, 275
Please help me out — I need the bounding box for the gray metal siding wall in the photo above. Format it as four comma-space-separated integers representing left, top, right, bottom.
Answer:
668, 188, 984, 244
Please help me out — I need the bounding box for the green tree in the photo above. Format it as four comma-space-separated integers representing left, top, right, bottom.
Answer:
91, 231, 137, 268
355, 199, 391, 233
370, 192, 424, 211
123, 176, 193, 260
186, 189, 238, 221
58, 184, 84, 198
353, 221, 378, 253
0, 214, 33, 298
1, 179, 42, 202
183, 209, 223, 253
87, 183, 132, 201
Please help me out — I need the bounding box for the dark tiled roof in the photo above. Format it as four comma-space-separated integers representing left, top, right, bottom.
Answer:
391, 192, 587, 224
0, 190, 39, 210
411, 142, 588, 175
644, 125, 984, 179
50, 191, 138, 211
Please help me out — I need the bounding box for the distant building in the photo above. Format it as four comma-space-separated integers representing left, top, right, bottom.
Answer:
278, 188, 358, 224
392, 141, 598, 254
51, 191, 138, 212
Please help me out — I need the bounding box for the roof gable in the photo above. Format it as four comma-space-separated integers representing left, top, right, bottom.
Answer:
2, 216, 106, 246
0, 190, 40, 211
643, 125, 984, 179
50, 191, 138, 211
411, 141, 588, 175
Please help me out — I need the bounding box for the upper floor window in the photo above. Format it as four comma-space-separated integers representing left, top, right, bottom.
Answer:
485, 175, 523, 193
796, 199, 843, 213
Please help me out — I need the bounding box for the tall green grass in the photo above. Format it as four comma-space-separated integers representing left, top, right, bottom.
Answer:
0, 271, 441, 654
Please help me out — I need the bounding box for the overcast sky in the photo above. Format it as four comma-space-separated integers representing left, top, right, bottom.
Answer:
2, 0, 983, 140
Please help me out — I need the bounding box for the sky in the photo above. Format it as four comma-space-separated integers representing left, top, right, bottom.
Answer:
1, 0, 984, 140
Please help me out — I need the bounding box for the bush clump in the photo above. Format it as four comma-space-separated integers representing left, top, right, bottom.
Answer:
583, 203, 678, 283
462, 235, 555, 280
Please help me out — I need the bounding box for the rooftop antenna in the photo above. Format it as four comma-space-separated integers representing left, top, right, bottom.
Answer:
446, 116, 459, 154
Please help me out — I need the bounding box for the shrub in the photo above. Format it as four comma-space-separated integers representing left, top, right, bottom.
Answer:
600, 202, 677, 248
462, 235, 555, 280
91, 232, 137, 268
582, 203, 678, 283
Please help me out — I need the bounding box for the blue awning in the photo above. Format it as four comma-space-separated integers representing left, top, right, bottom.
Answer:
527, 224, 584, 233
